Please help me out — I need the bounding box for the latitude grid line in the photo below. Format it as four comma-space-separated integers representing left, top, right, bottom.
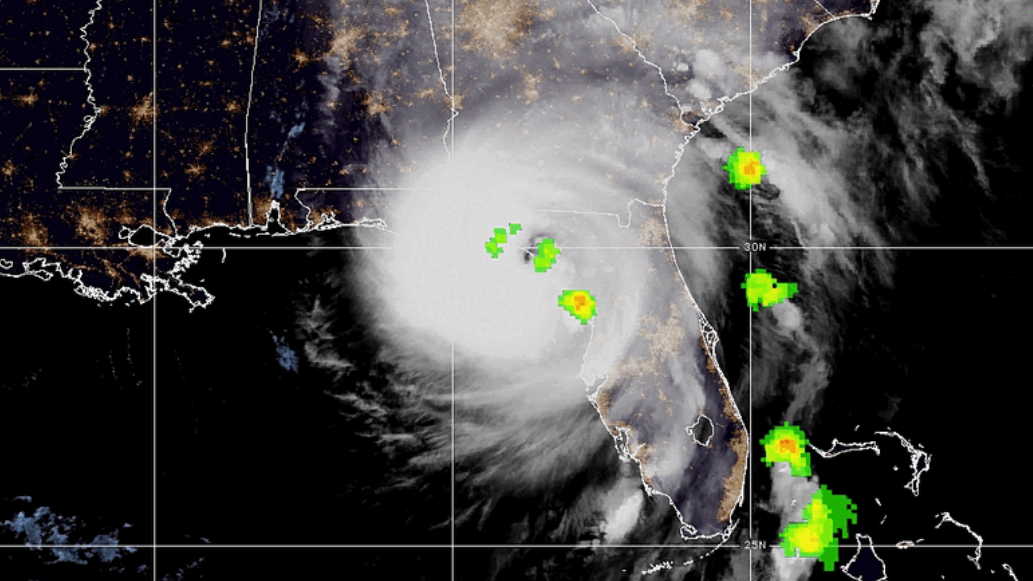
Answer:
0, 543, 1006, 549
5, 244, 1033, 250
0, 5, 1017, 581
0, 67, 84, 71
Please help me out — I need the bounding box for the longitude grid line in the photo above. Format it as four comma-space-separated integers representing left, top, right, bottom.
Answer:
450, 1, 456, 579
151, 0, 158, 577
747, 252, 753, 546
748, 0, 754, 575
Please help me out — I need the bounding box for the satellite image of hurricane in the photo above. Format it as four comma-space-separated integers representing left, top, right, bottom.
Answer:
0, 0, 1031, 579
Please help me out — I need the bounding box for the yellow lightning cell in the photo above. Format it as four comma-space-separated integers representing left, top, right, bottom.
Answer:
558, 290, 596, 325
779, 485, 858, 571
723, 147, 767, 190
759, 422, 812, 477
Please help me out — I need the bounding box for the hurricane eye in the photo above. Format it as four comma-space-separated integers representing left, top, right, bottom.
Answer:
524, 234, 546, 263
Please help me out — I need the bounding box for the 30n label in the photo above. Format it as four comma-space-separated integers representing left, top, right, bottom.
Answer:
743, 242, 767, 252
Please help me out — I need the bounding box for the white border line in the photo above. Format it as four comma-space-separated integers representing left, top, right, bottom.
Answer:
54, 0, 104, 187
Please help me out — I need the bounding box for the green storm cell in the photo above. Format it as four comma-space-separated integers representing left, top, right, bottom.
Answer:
759, 422, 812, 477
485, 223, 523, 258
742, 268, 798, 312
723, 147, 767, 190
534, 238, 560, 273
778, 485, 859, 571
